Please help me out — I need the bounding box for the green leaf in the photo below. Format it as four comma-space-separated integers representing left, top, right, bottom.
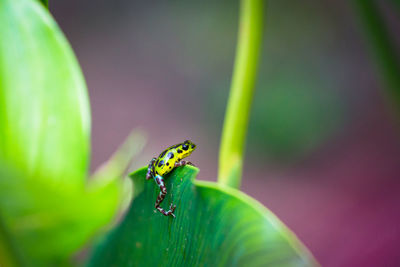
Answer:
0, 129, 146, 266
0, 194, 25, 267
0, 165, 119, 266
0, 0, 90, 187
0, 0, 140, 265
88, 167, 318, 266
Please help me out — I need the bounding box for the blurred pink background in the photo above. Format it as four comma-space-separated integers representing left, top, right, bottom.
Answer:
51, 1, 400, 266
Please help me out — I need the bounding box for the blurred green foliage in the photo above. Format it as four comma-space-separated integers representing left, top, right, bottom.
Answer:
0, 0, 128, 265
249, 73, 342, 160
353, 0, 400, 118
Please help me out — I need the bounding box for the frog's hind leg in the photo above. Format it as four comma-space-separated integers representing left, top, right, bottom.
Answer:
154, 175, 176, 217
174, 160, 195, 167
146, 158, 156, 180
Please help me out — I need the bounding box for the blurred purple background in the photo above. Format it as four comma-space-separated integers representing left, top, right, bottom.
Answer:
50, 1, 400, 266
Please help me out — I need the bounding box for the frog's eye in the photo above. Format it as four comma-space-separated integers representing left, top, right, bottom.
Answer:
182, 143, 189, 150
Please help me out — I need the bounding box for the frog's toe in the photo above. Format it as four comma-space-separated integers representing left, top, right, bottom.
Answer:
170, 203, 177, 212
168, 204, 177, 218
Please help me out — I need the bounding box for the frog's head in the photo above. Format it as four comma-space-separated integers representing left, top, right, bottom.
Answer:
180, 140, 196, 158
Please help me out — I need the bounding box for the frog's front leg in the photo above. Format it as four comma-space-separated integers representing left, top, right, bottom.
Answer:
174, 160, 195, 167
154, 175, 176, 218
146, 158, 156, 180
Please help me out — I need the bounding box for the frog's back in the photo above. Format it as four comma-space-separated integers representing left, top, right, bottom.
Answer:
153, 146, 179, 176
152, 141, 196, 177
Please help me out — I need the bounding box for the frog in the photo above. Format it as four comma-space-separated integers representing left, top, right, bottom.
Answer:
146, 140, 196, 218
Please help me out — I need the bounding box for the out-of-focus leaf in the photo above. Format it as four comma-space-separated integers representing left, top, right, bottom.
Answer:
88, 166, 318, 266
91, 129, 146, 187
0, 0, 146, 265
0, 0, 90, 187
0, 129, 146, 266
249, 74, 342, 161
0, 188, 25, 267
0, 165, 119, 266
353, 0, 400, 119
39, 0, 48, 8
88, 128, 148, 225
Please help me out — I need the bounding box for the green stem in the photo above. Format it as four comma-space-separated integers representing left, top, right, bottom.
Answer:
218, 0, 264, 189
353, 0, 400, 117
